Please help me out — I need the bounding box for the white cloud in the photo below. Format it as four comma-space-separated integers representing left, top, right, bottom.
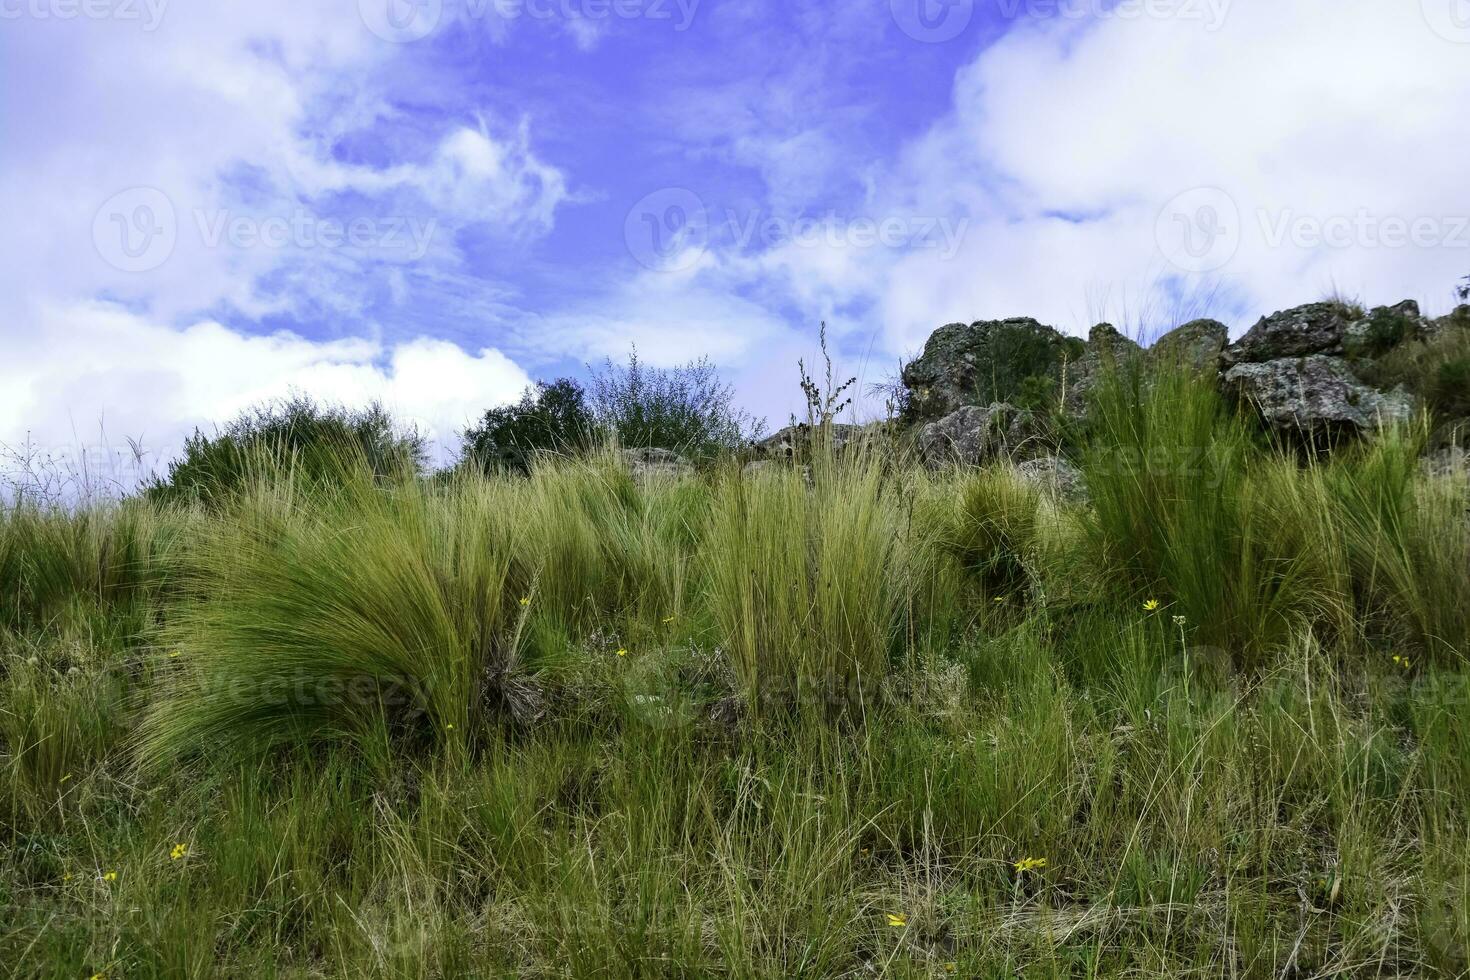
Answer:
1, 302, 532, 477
869, 0, 1470, 346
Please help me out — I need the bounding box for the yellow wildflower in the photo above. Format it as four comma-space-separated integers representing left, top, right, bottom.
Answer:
886, 912, 907, 928
1143, 599, 1161, 612
616, 648, 628, 657
170, 843, 189, 860
445, 723, 455, 731
519, 596, 532, 607
1392, 655, 1412, 669
1014, 856, 1048, 873
661, 615, 675, 624
102, 871, 117, 882
945, 965, 958, 975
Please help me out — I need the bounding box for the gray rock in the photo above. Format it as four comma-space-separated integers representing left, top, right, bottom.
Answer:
918, 403, 1046, 467
621, 447, 693, 480
754, 423, 863, 460
1223, 356, 1416, 436
901, 318, 1086, 422
1060, 323, 1144, 418
1426, 305, 1470, 340
1151, 319, 1229, 374
1223, 302, 1358, 366
1015, 456, 1087, 503
1343, 301, 1428, 359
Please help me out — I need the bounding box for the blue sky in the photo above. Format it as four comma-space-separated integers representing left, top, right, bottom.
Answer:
3, 0, 1469, 475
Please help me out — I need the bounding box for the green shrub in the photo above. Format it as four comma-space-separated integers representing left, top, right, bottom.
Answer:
589, 351, 760, 459
461, 379, 597, 474
148, 396, 424, 506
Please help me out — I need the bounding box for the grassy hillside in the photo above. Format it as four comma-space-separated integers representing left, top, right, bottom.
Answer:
2, 370, 1468, 978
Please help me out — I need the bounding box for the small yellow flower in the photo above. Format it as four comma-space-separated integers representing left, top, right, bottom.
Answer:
170, 843, 189, 860
1143, 599, 1162, 612
992, 595, 1006, 604
102, 871, 117, 882
1014, 856, 1048, 873
945, 965, 958, 975
519, 596, 532, 607
1392, 655, 1411, 669
661, 615, 675, 624
169, 650, 182, 659
445, 723, 455, 731
886, 912, 907, 928
616, 648, 628, 657
62, 872, 74, 882
90, 974, 106, 980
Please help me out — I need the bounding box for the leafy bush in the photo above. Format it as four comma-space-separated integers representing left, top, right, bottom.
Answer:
588, 351, 759, 458
148, 396, 425, 506
461, 379, 597, 475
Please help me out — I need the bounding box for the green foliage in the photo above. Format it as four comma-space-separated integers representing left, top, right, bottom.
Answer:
148, 396, 425, 506
589, 350, 759, 458
7, 368, 1470, 976
1361, 319, 1470, 422
461, 378, 597, 474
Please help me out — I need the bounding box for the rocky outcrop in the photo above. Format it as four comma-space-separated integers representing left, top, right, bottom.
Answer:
753, 423, 864, 460
918, 403, 1045, 468
1151, 319, 1229, 374
1223, 356, 1415, 437
621, 447, 693, 480
1221, 302, 1360, 366
900, 298, 1461, 454
901, 318, 1085, 422
1016, 456, 1087, 503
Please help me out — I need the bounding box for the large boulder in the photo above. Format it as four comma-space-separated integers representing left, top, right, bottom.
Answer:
1015, 456, 1088, 503
1059, 323, 1143, 418
1342, 301, 1429, 359
1426, 304, 1470, 340
1222, 302, 1359, 366
1223, 356, 1416, 437
1151, 319, 1229, 374
753, 422, 864, 460
918, 403, 1046, 467
621, 447, 693, 481
901, 318, 1086, 422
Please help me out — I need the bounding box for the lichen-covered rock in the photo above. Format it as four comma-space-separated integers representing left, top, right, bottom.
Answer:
1059, 323, 1143, 418
621, 447, 693, 480
901, 318, 1085, 422
1343, 301, 1428, 359
754, 423, 863, 460
1223, 356, 1416, 436
918, 403, 1045, 467
1426, 304, 1470, 340
1223, 302, 1359, 366
1015, 455, 1087, 503
1151, 318, 1229, 374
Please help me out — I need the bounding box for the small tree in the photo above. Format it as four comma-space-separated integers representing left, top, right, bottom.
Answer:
588, 350, 760, 458
461, 379, 597, 474
148, 396, 425, 505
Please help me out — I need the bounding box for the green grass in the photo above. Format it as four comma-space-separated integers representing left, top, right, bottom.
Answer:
2, 380, 1469, 977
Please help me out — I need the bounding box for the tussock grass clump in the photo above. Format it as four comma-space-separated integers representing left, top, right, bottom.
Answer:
705, 450, 909, 712
4, 376, 1470, 976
